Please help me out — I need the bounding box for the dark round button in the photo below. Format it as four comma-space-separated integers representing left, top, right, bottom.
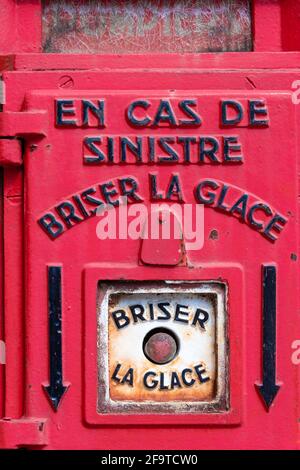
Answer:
143, 328, 179, 365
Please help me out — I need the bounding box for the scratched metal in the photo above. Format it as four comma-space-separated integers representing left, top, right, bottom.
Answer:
42, 0, 252, 54
97, 281, 228, 414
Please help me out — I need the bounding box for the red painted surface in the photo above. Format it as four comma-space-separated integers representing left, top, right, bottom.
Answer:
0, 0, 41, 53
0, 140, 22, 167
0, 0, 299, 450
2, 167, 24, 419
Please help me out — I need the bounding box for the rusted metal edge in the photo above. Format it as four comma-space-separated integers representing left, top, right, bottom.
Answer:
97, 281, 228, 415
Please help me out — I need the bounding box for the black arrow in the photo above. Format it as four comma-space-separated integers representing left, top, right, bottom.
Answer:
255, 265, 280, 410
43, 266, 69, 410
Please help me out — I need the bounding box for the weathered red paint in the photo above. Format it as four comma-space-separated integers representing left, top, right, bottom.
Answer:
0, 0, 300, 450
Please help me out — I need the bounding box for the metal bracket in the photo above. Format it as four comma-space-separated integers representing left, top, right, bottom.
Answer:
0, 418, 48, 448
0, 110, 48, 166
0, 139, 22, 166
0, 111, 48, 137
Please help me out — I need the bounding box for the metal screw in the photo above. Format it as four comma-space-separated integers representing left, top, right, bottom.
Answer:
58, 75, 74, 89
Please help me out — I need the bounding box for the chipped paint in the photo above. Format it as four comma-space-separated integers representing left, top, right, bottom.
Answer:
42, 0, 252, 54
97, 281, 228, 414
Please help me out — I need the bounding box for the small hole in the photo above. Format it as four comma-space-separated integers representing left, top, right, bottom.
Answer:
209, 229, 219, 240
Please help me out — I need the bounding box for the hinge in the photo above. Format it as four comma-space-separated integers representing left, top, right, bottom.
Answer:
0, 418, 48, 448
0, 139, 23, 166
0, 111, 48, 137
0, 111, 48, 166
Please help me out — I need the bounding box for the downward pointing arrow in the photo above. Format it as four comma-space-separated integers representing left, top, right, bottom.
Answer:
255, 265, 280, 410
44, 383, 68, 411
43, 266, 69, 410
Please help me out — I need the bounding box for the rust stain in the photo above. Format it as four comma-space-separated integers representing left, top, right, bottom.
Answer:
107, 290, 218, 402
109, 361, 214, 402
97, 281, 228, 413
